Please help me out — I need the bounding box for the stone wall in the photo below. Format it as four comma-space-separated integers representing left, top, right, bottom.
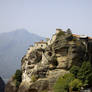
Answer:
34, 43, 47, 49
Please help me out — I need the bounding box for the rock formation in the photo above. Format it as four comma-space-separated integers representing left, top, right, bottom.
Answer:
5, 29, 92, 92
0, 77, 5, 92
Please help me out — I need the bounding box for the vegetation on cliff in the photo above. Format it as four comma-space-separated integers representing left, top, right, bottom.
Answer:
70, 65, 80, 78
69, 79, 82, 91
13, 69, 22, 87
70, 61, 92, 87
77, 61, 92, 87
53, 61, 92, 92
53, 73, 75, 92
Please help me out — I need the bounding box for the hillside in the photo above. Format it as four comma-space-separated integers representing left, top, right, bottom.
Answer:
0, 29, 44, 82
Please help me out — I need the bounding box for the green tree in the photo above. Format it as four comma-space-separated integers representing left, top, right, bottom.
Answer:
14, 69, 22, 82
31, 75, 37, 82
66, 28, 72, 34
53, 73, 75, 92
77, 61, 92, 87
69, 79, 83, 91
14, 69, 22, 87
54, 77, 67, 92
70, 65, 80, 78
15, 81, 20, 87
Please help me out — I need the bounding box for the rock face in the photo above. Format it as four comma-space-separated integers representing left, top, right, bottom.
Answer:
5, 76, 18, 92
0, 77, 5, 92
88, 39, 92, 63
5, 29, 89, 92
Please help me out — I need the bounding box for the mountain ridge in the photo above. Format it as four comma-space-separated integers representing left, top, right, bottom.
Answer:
0, 29, 45, 82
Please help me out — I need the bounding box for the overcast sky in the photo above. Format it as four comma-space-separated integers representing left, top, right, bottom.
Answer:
0, 0, 92, 37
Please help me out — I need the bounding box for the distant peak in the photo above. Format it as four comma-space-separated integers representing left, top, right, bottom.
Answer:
14, 29, 29, 33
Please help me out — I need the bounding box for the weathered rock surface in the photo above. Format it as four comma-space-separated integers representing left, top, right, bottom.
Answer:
5, 29, 89, 92
5, 77, 18, 92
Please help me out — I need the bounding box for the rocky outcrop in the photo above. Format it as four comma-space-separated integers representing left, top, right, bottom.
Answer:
17, 69, 68, 92
5, 29, 88, 92
52, 32, 86, 68
5, 77, 18, 92
0, 77, 5, 92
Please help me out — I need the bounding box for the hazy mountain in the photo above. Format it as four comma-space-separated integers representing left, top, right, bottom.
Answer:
0, 76, 5, 92
0, 29, 45, 82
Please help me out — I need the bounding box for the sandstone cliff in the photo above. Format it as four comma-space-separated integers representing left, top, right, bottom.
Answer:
5, 29, 91, 92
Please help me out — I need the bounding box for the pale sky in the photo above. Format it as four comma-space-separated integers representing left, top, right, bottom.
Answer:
0, 0, 92, 37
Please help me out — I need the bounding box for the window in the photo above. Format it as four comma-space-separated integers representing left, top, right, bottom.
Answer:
48, 52, 52, 56
41, 45, 43, 47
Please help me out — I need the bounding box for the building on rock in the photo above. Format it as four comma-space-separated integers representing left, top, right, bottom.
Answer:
34, 40, 47, 49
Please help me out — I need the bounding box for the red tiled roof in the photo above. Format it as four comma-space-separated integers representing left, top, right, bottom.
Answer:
88, 37, 92, 39
72, 34, 80, 38
72, 34, 92, 40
